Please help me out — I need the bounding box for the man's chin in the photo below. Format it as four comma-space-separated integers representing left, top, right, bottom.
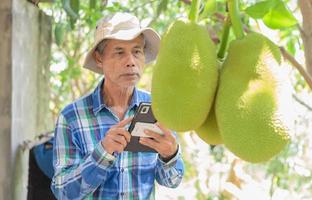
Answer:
120, 79, 139, 88
120, 75, 140, 85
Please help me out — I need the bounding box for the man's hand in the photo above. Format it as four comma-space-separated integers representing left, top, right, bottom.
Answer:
139, 122, 178, 160
101, 117, 133, 155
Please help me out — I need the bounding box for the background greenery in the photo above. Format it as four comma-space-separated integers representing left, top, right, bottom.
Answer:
39, 0, 312, 199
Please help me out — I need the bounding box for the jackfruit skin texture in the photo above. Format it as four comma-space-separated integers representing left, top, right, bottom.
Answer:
151, 20, 218, 131
216, 32, 290, 163
195, 105, 223, 145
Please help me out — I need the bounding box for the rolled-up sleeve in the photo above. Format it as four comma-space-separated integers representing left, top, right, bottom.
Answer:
155, 144, 184, 188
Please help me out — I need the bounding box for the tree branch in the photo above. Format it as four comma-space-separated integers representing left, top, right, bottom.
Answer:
298, 0, 312, 78
213, 11, 312, 90
292, 93, 312, 111
178, 3, 312, 90
280, 47, 312, 90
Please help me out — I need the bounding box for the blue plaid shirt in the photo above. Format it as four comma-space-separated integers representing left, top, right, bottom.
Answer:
51, 79, 184, 200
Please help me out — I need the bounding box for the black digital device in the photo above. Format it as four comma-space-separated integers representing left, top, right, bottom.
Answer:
124, 102, 163, 152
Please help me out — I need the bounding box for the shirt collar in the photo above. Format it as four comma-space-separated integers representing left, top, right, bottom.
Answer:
92, 78, 140, 115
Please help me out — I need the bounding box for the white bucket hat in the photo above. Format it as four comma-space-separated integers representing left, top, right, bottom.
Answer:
83, 12, 161, 74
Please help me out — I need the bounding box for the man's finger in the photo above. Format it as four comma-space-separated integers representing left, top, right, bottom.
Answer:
139, 138, 159, 151
116, 116, 134, 128
111, 135, 128, 148
115, 143, 125, 153
115, 128, 131, 143
108, 140, 125, 153
156, 122, 175, 140
144, 129, 163, 141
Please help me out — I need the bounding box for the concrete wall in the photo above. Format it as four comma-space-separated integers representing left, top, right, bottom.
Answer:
12, 1, 53, 199
0, 0, 52, 199
12, 0, 40, 165
37, 11, 53, 135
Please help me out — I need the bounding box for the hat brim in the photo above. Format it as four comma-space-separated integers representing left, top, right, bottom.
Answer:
83, 28, 160, 74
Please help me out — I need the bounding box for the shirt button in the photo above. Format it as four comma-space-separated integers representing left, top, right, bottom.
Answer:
121, 192, 124, 196
121, 168, 124, 172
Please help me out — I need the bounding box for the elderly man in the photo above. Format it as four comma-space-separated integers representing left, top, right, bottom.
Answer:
51, 12, 184, 200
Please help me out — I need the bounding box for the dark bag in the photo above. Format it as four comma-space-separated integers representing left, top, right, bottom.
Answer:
27, 137, 56, 200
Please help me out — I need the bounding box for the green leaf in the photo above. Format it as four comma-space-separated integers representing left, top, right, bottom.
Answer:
263, 0, 298, 29
70, 0, 80, 28
286, 39, 296, 55
62, 0, 79, 19
54, 23, 65, 46
245, 0, 276, 19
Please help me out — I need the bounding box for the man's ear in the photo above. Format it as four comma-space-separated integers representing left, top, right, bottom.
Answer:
93, 51, 103, 69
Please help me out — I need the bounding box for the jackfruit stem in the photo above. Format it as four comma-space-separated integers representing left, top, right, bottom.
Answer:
228, 0, 244, 39
189, 0, 201, 23
217, 16, 231, 60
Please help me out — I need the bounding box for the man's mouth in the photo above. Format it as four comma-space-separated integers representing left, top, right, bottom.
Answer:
121, 73, 139, 77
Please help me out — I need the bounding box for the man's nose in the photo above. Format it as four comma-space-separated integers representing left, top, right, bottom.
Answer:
126, 54, 135, 67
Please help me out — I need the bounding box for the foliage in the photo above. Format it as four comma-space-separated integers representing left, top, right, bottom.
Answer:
39, 0, 312, 199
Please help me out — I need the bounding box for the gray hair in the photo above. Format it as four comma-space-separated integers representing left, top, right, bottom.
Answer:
95, 39, 108, 55
94, 34, 146, 55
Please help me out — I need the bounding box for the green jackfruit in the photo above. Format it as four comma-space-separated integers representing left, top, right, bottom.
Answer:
151, 20, 218, 131
195, 105, 223, 145
216, 32, 290, 163
195, 61, 223, 145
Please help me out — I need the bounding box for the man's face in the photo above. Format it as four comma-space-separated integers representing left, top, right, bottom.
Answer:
96, 36, 145, 88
